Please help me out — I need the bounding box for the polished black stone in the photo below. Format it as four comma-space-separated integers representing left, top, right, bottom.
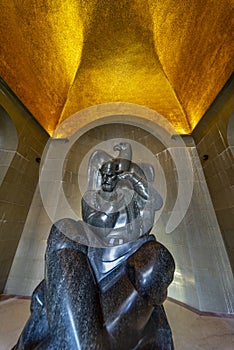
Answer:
13, 142, 175, 349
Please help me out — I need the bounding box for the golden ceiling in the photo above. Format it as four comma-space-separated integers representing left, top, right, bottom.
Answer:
0, 0, 233, 136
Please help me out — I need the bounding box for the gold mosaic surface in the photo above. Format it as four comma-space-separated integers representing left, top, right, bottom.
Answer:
0, 0, 233, 135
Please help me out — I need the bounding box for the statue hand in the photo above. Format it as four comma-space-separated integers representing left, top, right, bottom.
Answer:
113, 142, 129, 152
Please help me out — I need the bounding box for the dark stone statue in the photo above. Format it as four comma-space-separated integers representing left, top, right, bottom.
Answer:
13, 142, 175, 350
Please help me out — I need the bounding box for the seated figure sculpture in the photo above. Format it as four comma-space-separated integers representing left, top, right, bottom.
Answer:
13, 142, 175, 350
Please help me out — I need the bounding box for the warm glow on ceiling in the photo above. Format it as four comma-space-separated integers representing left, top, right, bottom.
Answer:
0, 0, 233, 136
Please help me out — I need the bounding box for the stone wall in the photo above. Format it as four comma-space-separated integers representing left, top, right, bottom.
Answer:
4, 101, 234, 314
156, 142, 234, 313
192, 74, 234, 273
0, 79, 49, 292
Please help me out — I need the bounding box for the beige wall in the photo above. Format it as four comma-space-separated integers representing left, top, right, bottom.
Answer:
192, 74, 234, 273
2, 81, 234, 314
5, 118, 234, 314
0, 79, 49, 293
156, 143, 234, 313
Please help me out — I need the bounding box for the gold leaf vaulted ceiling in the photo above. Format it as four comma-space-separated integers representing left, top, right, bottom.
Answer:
0, 0, 233, 136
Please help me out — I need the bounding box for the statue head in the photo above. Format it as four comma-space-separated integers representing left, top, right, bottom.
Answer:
99, 160, 119, 192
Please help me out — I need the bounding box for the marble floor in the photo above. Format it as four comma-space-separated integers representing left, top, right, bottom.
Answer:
0, 297, 234, 350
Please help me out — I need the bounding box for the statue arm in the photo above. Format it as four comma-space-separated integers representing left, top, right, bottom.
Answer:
118, 171, 163, 210
149, 186, 163, 211
117, 171, 149, 200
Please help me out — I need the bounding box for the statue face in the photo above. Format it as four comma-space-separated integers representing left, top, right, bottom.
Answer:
100, 161, 118, 192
